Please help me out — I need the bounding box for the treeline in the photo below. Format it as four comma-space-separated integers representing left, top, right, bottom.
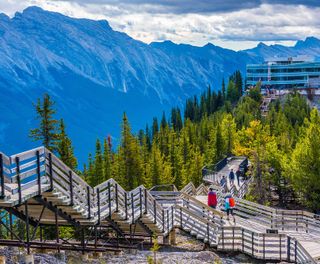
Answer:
82, 71, 244, 191
30, 71, 320, 212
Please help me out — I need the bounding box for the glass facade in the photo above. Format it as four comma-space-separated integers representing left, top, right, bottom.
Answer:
246, 59, 320, 90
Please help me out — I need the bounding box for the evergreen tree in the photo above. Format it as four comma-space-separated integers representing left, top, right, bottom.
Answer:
222, 78, 226, 98
171, 108, 177, 130
160, 111, 167, 130
152, 117, 159, 138
29, 93, 59, 151
103, 138, 112, 181
284, 109, 320, 210
93, 139, 103, 186
226, 80, 238, 103
215, 123, 224, 161
87, 153, 94, 182
145, 124, 152, 150
177, 108, 183, 131
57, 119, 77, 170
118, 113, 143, 189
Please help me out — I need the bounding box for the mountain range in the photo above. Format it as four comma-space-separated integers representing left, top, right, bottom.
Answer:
1, 6, 320, 165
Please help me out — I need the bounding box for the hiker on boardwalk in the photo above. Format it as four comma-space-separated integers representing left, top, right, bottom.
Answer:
207, 188, 218, 209
225, 194, 236, 222
220, 175, 226, 187
236, 167, 241, 187
229, 169, 235, 186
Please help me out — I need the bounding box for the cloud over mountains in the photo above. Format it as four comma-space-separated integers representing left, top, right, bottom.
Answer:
1, 0, 320, 50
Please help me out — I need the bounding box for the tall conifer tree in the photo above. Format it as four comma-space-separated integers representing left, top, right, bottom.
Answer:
30, 93, 59, 151
57, 119, 77, 170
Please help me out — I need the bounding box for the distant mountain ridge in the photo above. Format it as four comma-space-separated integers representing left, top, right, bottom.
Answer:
244, 36, 320, 60
0, 6, 319, 164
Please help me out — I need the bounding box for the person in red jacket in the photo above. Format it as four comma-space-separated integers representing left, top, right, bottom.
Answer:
207, 188, 218, 209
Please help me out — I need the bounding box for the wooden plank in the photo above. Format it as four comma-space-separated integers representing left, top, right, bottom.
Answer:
11, 147, 44, 163
0, 152, 10, 166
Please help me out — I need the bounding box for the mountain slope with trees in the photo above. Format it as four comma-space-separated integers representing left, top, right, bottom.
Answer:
2, 7, 320, 165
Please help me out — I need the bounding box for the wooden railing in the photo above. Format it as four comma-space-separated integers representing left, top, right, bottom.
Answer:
234, 198, 320, 236
0, 147, 176, 235
219, 226, 316, 263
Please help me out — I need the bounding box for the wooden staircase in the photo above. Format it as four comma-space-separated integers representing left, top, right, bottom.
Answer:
0, 147, 319, 263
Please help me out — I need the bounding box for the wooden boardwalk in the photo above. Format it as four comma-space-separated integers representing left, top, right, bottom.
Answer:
0, 147, 319, 263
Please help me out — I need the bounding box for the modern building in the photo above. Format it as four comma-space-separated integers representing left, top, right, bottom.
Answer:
246, 56, 320, 92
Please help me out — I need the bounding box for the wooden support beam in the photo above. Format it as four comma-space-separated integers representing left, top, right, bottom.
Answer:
24, 201, 30, 255
36, 151, 41, 196
0, 154, 4, 199
33, 196, 80, 228
48, 153, 53, 191
15, 157, 22, 205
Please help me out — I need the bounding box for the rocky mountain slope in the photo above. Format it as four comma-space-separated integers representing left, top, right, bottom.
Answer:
0, 6, 319, 164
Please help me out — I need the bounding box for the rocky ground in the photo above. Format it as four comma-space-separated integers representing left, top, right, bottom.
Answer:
0, 231, 276, 264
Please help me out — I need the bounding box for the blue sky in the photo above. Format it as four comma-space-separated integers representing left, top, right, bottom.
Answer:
1, 0, 320, 50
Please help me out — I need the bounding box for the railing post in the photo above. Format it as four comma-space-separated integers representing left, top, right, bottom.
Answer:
294, 240, 297, 263
25, 201, 30, 254
222, 227, 224, 250
167, 210, 169, 231
125, 192, 128, 220
180, 207, 182, 228
48, 152, 53, 190
55, 209, 60, 253
305, 216, 308, 233
153, 200, 157, 224
207, 222, 209, 243
9, 212, 13, 240
0, 154, 4, 199
263, 233, 265, 259
68, 171, 73, 206
16, 157, 22, 204
115, 183, 119, 212
36, 150, 41, 195
171, 206, 174, 229
242, 228, 244, 252
97, 188, 101, 224
139, 188, 142, 218
279, 234, 282, 261
232, 227, 235, 251
87, 186, 91, 219
251, 232, 254, 257
131, 192, 134, 224
144, 188, 148, 214
287, 236, 291, 262
108, 182, 112, 218
162, 209, 165, 233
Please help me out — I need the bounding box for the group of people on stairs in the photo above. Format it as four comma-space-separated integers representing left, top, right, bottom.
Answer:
219, 167, 242, 192
207, 187, 236, 222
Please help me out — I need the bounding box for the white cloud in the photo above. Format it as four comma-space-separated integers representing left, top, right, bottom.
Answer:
1, 1, 320, 50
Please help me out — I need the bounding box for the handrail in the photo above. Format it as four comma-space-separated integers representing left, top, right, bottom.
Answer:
219, 226, 316, 263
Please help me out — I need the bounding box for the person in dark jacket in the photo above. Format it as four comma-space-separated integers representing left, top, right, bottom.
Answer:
229, 169, 235, 186
220, 175, 226, 187
236, 167, 241, 186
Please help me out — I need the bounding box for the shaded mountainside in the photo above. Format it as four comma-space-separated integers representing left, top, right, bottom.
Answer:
1, 6, 320, 164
